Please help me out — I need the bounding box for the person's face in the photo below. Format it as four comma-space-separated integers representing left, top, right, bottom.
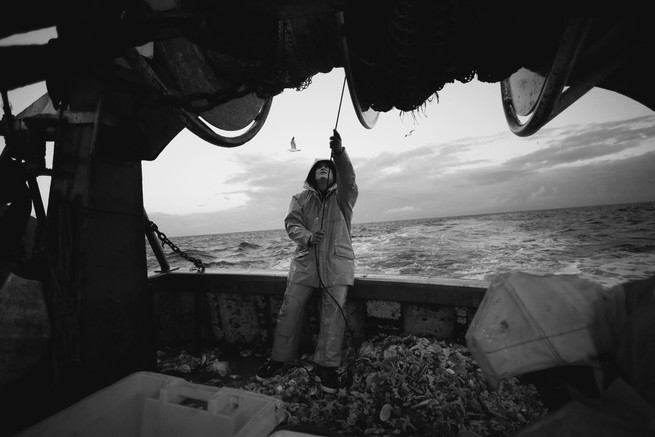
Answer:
315, 163, 334, 185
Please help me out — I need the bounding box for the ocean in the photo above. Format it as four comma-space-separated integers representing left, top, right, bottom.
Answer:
146, 202, 655, 288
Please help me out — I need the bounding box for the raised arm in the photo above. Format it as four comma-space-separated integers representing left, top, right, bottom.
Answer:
330, 129, 358, 219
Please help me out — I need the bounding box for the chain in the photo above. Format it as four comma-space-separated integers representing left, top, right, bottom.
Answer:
147, 221, 205, 273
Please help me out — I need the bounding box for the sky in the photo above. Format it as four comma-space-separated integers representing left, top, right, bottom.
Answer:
3, 28, 655, 237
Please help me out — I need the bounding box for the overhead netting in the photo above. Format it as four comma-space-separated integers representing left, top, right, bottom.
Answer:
192, 0, 565, 114
339, 0, 564, 113
261, 1, 565, 113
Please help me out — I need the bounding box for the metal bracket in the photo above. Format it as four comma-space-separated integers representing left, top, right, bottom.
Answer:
501, 17, 640, 137
123, 48, 271, 147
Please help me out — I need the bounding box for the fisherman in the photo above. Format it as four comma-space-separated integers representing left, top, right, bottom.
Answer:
256, 129, 357, 394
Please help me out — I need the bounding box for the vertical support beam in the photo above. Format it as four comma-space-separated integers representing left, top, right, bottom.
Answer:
45, 77, 154, 394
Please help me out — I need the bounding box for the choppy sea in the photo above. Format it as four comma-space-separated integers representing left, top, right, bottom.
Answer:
147, 202, 655, 288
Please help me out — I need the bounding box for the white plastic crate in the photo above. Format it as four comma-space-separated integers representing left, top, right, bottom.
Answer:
17, 372, 283, 437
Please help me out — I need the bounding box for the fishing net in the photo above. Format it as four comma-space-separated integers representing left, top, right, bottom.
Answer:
341, 0, 563, 113
259, 1, 561, 113
188, 0, 565, 114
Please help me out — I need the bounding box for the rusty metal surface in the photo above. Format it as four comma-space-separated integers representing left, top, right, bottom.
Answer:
505, 68, 546, 117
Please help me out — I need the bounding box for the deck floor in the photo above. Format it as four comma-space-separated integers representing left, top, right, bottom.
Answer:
157, 343, 595, 414
159, 350, 266, 389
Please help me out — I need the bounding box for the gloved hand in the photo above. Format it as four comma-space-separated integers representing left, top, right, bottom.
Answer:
309, 230, 326, 246
329, 129, 343, 155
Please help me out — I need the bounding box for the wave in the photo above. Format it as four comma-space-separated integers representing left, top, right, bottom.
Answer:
170, 248, 213, 259
237, 241, 261, 251
204, 260, 239, 268
146, 202, 655, 287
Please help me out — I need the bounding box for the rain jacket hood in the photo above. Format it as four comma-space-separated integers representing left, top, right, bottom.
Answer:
305, 159, 337, 191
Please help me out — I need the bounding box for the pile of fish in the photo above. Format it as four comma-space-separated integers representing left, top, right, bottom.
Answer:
247, 335, 547, 436
158, 334, 548, 436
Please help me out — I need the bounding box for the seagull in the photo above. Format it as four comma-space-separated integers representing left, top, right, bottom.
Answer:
404, 129, 415, 137
288, 136, 301, 152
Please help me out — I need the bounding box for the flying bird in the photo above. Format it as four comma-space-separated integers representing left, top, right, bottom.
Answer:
289, 136, 301, 152
405, 129, 415, 137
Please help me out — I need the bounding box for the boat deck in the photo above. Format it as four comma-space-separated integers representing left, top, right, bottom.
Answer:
157, 345, 269, 390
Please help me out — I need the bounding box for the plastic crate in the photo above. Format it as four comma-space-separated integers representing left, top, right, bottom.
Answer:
16, 372, 283, 437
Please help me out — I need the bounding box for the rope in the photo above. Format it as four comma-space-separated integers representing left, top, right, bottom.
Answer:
334, 75, 347, 131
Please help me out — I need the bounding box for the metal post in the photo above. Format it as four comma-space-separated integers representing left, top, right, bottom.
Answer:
144, 209, 170, 273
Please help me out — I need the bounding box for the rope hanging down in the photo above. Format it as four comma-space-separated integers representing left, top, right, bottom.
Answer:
334, 75, 347, 131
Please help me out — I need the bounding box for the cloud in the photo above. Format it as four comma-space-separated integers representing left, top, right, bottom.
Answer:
149, 115, 655, 236
507, 116, 655, 170
529, 186, 559, 201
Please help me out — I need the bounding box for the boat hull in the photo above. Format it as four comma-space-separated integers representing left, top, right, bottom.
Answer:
149, 270, 488, 351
